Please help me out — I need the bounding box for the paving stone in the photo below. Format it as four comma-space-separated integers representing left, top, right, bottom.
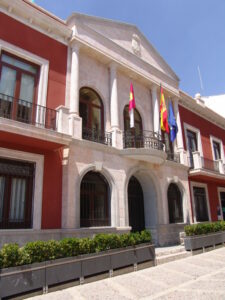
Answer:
154, 289, 225, 300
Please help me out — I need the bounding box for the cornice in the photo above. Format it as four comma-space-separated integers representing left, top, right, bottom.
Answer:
0, 0, 72, 45
179, 90, 225, 130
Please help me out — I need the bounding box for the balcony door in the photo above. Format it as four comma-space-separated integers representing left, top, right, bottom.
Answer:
124, 105, 143, 148
0, 52, 38, 123
79, 87, 105, 143
187, 130, 198, 168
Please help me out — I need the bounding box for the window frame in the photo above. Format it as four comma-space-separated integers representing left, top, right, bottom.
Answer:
79, 87, 105, 132
210, 135, 224, 162
190, 182, 211, 223
0, 39, 49, 108
184, 123, 203, 156
0, 148, 44, 230
167, 183, 184, 224
218, 187, 225, 221
0, 158, 35, 229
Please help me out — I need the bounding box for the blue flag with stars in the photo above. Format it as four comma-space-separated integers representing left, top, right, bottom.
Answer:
168, 101, 178, 142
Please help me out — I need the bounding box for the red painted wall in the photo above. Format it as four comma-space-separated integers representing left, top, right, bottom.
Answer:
0, 133, 63, 229
179, 105, 225, 222
0, 13, 67, 109
179, 105, 225, 160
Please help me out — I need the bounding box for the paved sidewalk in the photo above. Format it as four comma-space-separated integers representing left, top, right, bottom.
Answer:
28, 247, 225, 300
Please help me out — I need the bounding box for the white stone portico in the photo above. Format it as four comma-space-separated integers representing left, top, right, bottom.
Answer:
58, 13, 191, 245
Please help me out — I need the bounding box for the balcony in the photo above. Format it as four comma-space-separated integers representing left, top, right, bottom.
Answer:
166, 152, 180, 163
120, 130, 166, 164
82, 127, 112, 146
0, 93, 58, 130
188, 151, 225, 178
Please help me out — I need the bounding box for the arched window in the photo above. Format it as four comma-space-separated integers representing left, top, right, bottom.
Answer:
80, 171, 110, 227
124, 105, 143, 148
168, 183, 183, 223
128, 176, 145, 232
79, 87, 104, 140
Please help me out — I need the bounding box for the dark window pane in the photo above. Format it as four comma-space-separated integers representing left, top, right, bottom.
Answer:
0, 158, 34, 229
80, 171, 110, 227
168, 183, 183, 223
213, 141, 221, 160
193, 187, 209, 222
128, 176, 145, 232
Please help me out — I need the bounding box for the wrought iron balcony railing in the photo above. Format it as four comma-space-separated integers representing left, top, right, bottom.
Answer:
0, 93, 58, 130
166, 152, 180, 163
201, 157, 219, 172
123, 130, 164, 150
82, 127, 112, 146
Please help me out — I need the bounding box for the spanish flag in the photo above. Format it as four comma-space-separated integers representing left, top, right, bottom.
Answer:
129, 83, 136, 128
160, 85, 169, 133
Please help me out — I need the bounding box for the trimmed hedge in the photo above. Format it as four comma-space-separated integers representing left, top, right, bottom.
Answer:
0, 230, 151, 269
184, 221, 225, 236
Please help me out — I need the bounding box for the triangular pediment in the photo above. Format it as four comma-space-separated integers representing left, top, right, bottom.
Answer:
67, 13, 179, 82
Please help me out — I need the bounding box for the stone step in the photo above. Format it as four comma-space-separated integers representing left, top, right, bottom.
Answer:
155, 245, 186, 257
155, 250, 191, 265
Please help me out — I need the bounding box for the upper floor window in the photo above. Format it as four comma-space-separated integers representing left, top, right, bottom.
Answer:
79, 87, 111, 145
186, 129, 198, 167
124, 105, 143, 148
213, 141, 221, 160
0, 52, 39, 124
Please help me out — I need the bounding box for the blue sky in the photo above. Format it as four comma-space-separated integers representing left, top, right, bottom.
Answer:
34, 0, 225, 97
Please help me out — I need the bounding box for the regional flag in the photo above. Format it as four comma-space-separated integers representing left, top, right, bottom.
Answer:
129, 83, 136, 128
160, 86, 169, 133
168, 101, 178, 142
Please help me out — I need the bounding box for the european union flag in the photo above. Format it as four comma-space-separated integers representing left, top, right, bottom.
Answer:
168, 101, 178, 142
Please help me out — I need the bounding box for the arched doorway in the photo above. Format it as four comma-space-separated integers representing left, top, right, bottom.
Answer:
79, 87, 104, 142
80, 171, 110, 227
168, 183, 183, 223
128, 176, 145, 232
123, 105, 143, 148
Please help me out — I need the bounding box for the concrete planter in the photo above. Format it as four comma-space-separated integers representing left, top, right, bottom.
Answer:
184, 231, 225, 251
0, 243, 155, 298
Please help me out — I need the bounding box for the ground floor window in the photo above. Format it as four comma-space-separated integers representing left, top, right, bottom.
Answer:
0, 158, 35, 229
80, 171, 110, 227
193, 186, 209, 222
168, 183, 183, 223
220, 192, 225, 220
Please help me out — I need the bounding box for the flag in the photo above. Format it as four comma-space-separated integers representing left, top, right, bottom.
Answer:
160, 85, 169, 133
168, 101, 178, 142
129, 83, 136, 128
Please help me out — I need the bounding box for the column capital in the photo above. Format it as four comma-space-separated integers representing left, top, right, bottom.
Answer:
150, 84, 158, 93
70, 38, 80, 52
109, 61, 118, 72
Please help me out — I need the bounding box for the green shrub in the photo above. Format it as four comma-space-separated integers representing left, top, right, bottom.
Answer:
1, 244, 22, 268
24, 240, 61, 263
59, 238, 80, 257
0, 230, 152, 269
184, 221, 225, 236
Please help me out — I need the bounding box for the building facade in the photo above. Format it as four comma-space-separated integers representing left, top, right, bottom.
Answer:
0, 0, 224, 247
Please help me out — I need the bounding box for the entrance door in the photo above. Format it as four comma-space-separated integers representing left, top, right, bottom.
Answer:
220, 192, 225, 220
128, 176, 145, 232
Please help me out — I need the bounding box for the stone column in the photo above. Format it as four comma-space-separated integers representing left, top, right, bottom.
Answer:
151, 85, 160, 134
174, 98, 187, 165
70, 43, 80, 115
68, 42, 82, 139
109, 62, 123, 148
